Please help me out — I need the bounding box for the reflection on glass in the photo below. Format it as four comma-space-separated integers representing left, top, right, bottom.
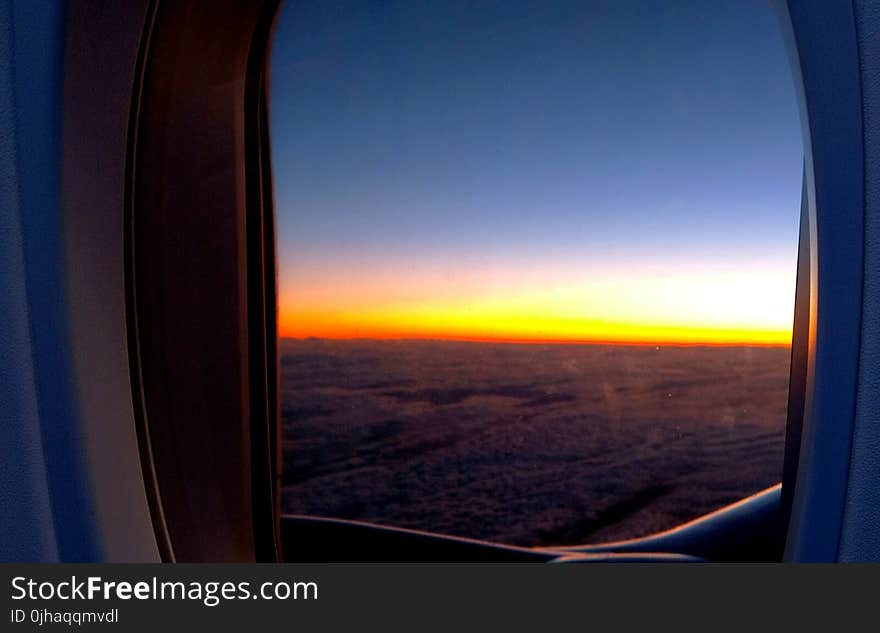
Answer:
270, 0, 802, 545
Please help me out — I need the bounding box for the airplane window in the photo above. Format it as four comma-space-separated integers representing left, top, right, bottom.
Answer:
269, 1, 802, 546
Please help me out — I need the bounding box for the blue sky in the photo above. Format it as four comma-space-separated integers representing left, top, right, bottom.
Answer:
269, 0, 803, 342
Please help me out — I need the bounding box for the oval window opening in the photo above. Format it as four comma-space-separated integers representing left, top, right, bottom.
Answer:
270, 0, 802, 547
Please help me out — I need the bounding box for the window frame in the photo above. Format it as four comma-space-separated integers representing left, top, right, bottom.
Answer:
115, 0, 866, 563
125, 0, 283, 562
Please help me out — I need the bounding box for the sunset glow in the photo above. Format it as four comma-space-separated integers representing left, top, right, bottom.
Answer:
270, 1, 801, 348
278, 262, 794, 345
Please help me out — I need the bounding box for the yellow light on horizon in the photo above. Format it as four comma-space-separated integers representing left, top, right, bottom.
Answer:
278, 265, 795, 346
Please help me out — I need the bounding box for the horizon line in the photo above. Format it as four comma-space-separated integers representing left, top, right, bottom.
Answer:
278, 334, 792, 348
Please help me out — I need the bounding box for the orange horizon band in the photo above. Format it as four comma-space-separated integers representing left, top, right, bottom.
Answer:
277, 321, 793, 346
278, 333, 792, 347
277, 263, 796, 347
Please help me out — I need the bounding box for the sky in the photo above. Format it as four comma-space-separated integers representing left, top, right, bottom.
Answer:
268, 0, 803, 345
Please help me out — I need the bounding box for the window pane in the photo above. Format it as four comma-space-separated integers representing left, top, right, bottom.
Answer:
270, 0, 801, 546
